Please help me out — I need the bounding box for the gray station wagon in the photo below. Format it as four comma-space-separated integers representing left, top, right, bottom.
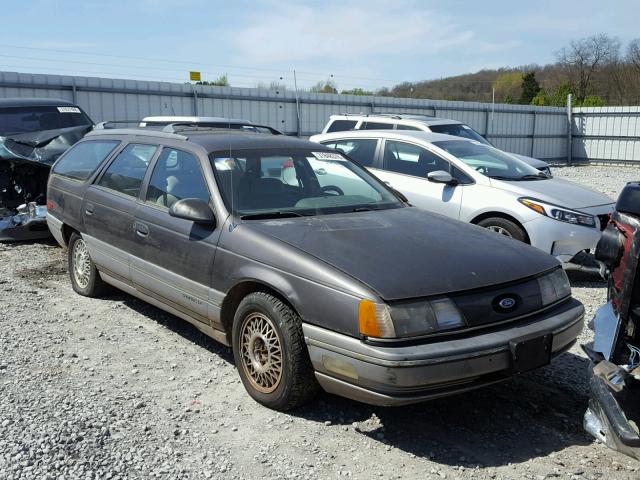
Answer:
47, 128, 585, 410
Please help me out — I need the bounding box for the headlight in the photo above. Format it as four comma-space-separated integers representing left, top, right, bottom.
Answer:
519, 197, 596, 228
538, 268, 571, 306
358, 298, 466, 339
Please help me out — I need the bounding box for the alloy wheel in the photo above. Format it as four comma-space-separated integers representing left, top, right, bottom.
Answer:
239, 312, 283, 393
486, 225, 513, 238
72, 238, 91, 289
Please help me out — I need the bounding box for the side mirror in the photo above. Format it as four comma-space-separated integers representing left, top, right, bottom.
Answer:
169, 198, 216, 226
427, 170, 458, 185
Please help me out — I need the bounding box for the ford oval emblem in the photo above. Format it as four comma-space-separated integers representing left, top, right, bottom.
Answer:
498, 297, 516, 309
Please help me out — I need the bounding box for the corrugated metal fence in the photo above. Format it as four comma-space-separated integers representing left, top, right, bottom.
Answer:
1, 70, 639, 164
572, 106, 640, 165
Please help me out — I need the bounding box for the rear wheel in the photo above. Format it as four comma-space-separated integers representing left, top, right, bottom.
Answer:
477, 217, 527, 242
68, 232, 107, 297
232, 292, 319, 410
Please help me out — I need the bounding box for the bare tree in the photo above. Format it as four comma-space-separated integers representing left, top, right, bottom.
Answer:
628, 39, 640, 72
556, 34, 621, 103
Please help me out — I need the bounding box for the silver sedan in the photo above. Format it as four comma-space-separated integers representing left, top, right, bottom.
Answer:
311, 130, 615, 263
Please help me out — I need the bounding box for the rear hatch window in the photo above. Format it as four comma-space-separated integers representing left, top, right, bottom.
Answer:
0, 105, 92, 135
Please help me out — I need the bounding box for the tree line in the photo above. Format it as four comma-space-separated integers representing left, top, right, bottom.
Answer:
193, 34, 640, 106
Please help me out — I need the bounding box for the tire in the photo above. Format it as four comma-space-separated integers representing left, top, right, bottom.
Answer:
232, 291, 319, 410
68, 232, 107, 297
477, 217, 527, 242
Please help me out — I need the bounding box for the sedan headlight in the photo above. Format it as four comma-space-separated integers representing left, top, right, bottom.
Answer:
538, 268, 571, 306
519, 197, 596, 228
358, 298, 466, 339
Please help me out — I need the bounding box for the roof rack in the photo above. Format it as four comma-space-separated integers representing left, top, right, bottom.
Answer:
86, 127, 188, 141
93, 120, 143, 129
336, 112, 437, 119
159, 122, 283, 135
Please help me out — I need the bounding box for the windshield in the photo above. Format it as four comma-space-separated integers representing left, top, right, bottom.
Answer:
428, 123, 491, 146
211, 148, 403, 218
433, 140, 546, 180
0, 106, 92, 136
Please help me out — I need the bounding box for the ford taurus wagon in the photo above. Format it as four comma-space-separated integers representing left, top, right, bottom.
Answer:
47, 127, 585, 410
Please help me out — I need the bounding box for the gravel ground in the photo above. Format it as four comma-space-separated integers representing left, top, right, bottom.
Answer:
2, 165, 640, 480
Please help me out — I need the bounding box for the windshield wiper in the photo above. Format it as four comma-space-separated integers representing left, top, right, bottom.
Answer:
518, 174, 549, 180
488, 175, 517, 181
240, 210, 309, 220
352, 206, 381, 212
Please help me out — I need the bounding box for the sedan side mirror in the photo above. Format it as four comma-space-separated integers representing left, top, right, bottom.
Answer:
169, 198, 216, 226
427, 170, 458, 185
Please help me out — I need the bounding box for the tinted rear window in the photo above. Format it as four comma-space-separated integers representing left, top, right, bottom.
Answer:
361, 121, 395, 130
326, 120, 357, 133
0, 106, 92, 135
52, 140, 120, 181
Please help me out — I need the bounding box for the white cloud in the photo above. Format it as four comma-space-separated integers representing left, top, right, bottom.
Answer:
229, 0, 482, 65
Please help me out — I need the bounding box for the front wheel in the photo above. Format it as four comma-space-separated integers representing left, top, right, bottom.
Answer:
232, 292, 319, 410
68, 232, 107, 297
477, 217, 527, 242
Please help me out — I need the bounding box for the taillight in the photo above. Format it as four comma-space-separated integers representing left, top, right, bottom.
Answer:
46, 200, 54, 210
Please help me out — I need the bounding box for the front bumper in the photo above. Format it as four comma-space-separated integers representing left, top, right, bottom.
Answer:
584, 369, 640, 461
304, 298, 584, 406
525, 215, 603, 263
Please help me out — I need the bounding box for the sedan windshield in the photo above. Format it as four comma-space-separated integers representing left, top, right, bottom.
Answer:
211, 148, 403, 218
428, 123, 491, 146
433, 140, 547, 181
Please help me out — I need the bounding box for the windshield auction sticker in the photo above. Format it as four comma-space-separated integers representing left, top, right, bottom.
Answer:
57, 107, 81, 113
311, 151, 346, 161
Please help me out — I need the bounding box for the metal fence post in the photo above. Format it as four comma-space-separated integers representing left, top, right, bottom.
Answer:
191, 84, 199, 116
567, 94, 573, 165
530, 110, 537, 157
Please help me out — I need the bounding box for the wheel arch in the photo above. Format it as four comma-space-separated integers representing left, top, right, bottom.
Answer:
470, 211, 531, 244
219, 279, 299, 343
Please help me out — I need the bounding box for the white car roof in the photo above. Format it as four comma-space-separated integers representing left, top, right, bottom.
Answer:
142, 115, 252, 124
311, 129, 470, 145
328, 114, 464, 127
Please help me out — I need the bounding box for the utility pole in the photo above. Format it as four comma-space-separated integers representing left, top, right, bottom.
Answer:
567, 94, 573, 165
293, 70, 301, 137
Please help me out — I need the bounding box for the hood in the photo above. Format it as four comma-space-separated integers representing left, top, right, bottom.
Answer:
245, 207, 559, 300
0, 124, 92, 166
491, 176, 615, 210
510, 153, 549, 170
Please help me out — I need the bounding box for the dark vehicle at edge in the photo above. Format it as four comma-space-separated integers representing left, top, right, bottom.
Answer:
47, 128, 584, 410
0, 98, 93, 241
584, 182, 640, 460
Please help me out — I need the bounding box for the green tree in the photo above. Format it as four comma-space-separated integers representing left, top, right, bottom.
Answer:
520, 72, 541, 104
310, 80, 338, 94
492, 72, 522, 103
197, 74, 229, 87
340, 87, 374, 96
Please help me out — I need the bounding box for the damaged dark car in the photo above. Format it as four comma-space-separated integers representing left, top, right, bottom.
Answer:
584, 181, 640, 460
0, 98, 93, 241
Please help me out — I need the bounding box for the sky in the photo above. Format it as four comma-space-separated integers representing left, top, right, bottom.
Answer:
0, 0, 637, 92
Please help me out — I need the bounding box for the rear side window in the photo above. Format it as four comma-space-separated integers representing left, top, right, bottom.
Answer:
383, 140, 450, 178
326, 120, 357, 133
323, 138, 377, 167
396, 124, 422, 131
52, 140, 120, 181
146, 148, 209, 208
98, 144, 157, 197
361, 121, 395, 130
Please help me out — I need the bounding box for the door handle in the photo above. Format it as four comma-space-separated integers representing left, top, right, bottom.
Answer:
84, 203, 94, 216
134, 221, 149, 237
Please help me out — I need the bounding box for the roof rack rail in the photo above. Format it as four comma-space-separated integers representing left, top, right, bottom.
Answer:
86, 127, 188, 141
159, 122, 283, 135
93, 120, 143, 130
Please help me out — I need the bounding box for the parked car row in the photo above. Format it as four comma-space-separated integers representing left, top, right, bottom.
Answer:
2, 98, 633, 459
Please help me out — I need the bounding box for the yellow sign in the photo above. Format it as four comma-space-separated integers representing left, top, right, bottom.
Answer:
189, 71, 201, 82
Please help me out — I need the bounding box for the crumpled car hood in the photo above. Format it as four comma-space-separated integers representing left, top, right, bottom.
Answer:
0, 124, 92, 166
